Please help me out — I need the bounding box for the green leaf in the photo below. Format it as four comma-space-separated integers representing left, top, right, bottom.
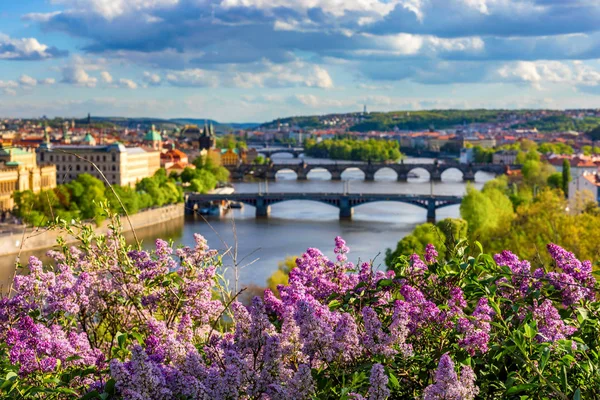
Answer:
5, 372, 17, 381
474, 240, 484, 254
328, 300, 342, 310
377, 279, 394, 288
388, 372, 400, 390
573, 388, 581, 400
116, 332, 127, 349
506, 384, 537, 395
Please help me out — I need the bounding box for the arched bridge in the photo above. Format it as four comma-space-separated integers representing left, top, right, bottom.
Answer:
226, 162, 517, 182
185, 192, 462, 222
256, 147, 305, 158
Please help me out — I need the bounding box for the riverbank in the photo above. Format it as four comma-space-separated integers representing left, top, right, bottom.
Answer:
0, 203, 185, 258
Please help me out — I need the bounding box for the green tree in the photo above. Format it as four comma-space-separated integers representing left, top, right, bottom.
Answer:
562, 159, 571, 198
547, 172, 563, 190
385, 223, 446, 267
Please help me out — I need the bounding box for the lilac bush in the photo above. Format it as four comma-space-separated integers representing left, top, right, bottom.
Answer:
0, 215, 599, 399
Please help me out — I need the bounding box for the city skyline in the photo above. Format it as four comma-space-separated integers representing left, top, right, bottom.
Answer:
2, 1, 600, 122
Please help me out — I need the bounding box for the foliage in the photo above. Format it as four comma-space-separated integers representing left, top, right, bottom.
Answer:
460, 184, 515, 243
254, 155, 267, 165
472, 146, 494, 163
13, 170, 183, 226
192, 154, 230, 182
581, 145, 600, 155
350, 109, 521, 132
562, 159, 571, 198
216, 134, 247, 150
304, 138, 402, 162
1, 220, 599, 399
512, 114, 600, 132
384, 218, 467, 266
538, 142, 574, 155
266, 256, 297, 296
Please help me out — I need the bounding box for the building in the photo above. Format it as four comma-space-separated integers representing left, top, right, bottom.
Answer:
161, 145, 191, 174
199, 123, 216, 150
0, 146, 56, 210
180, 125, 202, 148
241, 148, 258, 164
143, 125, 163, 151
493, 150, 519, 165
37, 142, 160, 187
180, 123, 216, 150
570, 171, 600, 202
460, 148, 474, 164
220, 148, 240, 166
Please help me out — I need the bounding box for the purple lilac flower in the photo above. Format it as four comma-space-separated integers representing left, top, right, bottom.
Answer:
532, 300, 577, 342
423, 354, 479, 400
367, 363, 390, 400
546, 244, 596, 306
458, 298, 494, 356
424, 244, 439, 264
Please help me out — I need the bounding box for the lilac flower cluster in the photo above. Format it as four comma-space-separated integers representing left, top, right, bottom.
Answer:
423, 354, 479, 400
546, 243, 596, 307
0, 231, 594, 399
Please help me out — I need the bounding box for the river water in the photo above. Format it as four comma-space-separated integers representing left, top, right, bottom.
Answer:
0, 155, 494, 293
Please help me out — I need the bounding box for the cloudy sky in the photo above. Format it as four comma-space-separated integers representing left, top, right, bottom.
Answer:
2, 0, 600, 122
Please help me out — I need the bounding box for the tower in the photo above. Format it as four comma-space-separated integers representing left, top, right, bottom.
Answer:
143, 124, 163, 150
199, 121, 216, 150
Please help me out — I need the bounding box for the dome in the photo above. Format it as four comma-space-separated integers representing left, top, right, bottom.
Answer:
144, 129, 163, 142
82, 133, 96, 145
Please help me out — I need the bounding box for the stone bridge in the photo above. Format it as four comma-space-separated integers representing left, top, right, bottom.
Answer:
185, 192, 462, 222
226, 162, 515, 182
256, 147, 305, 158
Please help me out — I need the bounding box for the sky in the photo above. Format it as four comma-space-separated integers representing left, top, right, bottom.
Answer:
3, 0, 600, 122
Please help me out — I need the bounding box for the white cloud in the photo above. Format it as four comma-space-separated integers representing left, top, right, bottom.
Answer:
288, 94, 354, 108
142, 71, 162, 85
496, 61, 600, 90
166, 61, 334, 89
166, 69, 217, 87
221, 0, 402, 18
118, 78, 138, 89
51, 0, 180, 19
40, 78, 56, 85
19, 75, 38, 87
0, 33, 66, 60
100, 71, 113, 83
359, 33, 485, 57
61, 65, 98, 87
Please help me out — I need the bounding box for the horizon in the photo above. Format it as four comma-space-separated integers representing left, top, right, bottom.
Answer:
3, 1, 600, 121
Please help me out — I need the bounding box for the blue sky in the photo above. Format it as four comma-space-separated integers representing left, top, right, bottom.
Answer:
2, 0, 600, 122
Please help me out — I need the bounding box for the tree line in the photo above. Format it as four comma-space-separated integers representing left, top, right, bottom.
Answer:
304, 138, 402, 162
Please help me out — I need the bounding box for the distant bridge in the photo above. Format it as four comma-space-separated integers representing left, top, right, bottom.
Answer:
256, 147, 305, 158
226, 162, 516, 182
185, 192, 463, 222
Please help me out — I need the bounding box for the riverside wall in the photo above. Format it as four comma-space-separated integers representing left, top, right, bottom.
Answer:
0, 203, 185, 257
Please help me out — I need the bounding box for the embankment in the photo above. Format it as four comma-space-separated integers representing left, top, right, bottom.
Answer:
0, 203, 185, 257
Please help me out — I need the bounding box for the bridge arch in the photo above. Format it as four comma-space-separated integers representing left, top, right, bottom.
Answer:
440, 167, 465, 182
306, 167, 332, 180
407, 167, 431, 181
374, 166, 398, 181
274, 168, 298, 180
474, 170, 496, 182
341, 166, 365, 180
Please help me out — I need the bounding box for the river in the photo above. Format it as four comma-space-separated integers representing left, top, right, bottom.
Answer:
0, 155, 494, 293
